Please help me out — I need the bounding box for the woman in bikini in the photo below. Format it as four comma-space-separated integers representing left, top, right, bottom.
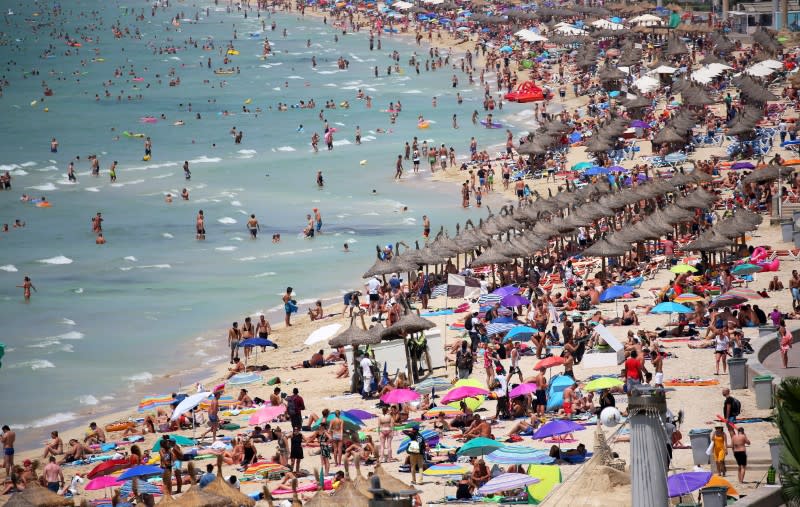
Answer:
329, 411, 345, 467
241, 317, 255, 362
378, 406, 395, 463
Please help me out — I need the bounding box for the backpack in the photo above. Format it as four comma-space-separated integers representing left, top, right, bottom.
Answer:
286, 395, 298, 416
464, 317, 474, 331
408, 439, 421, 454
456, 350, 472, 370
729, 397, 741, 418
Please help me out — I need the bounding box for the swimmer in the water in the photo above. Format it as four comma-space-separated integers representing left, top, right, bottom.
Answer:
96, 232, 106, 244
343, 243, 349, 253
165, 193, 173, 203
181, 188, 190, 200
297, 124, 304, 132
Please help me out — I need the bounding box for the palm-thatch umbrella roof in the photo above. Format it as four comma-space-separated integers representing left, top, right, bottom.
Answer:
583, 238, 628, 257
598, 64, 627, 81
5, 485, 74, 507
373, 464, 417, 494
381, 313, 436, 338
470, 246, 513, 267
201, 457, 256, 507
330, 318, 378, 348
652, 127, 686, 144
666, 37, 689, 55
363, 258, 396, 278
624, 95, 653, 109
331, 480, 370, 507
683, 88, 716, 106
170, 464, 229, 507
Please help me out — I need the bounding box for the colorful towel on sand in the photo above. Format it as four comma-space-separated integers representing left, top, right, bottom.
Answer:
138, 395, 174, 412
271, 479, 332, 494
244, 462, 288, 477
664, 378, 719, 387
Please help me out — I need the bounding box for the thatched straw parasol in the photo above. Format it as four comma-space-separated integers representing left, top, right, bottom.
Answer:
5, 485, 74, 507
470, 246, 513, 267
381, 313, 436, 338
169, 464, 229, 507
743, 165, 794, 183
373, 464, 416, 494
583, 239, 628, 257
652, 127, 686, 144
329, 317, 377, 347
201, 457, 256, 507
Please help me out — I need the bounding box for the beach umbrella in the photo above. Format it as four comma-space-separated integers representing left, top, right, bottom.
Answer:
304, 323, 343, 345
731, 263, 762, 276
87, 459, 129, 479
501, 294, 530, 307
238, 337, 275, 348
414, 376, 452, 395
486, 322, 518, 336
151, 434, 196, 451
447, 379, 487, 411
4, 484, 73, 507
397, 429, 440, 454
492, 285, 520, 296
382, 313, 436, 338
423, 406, 462, 418
329, 318, 377, 347
584, 377, 624, 392
533, 419, 585, 440
508, 383, 539, 398
478, 473, 540, 494
667, 471, 713, 497
457, 437, 503, 457
534, 356, 565, 370
381, 388, 420, 404
486, 446, 555, 465
441, 386, 490, 403
84, 476, 124, 491
423, 463, 470, 477
118, 465, 163, 481
170, 391, 212, 421
504, 326, 537, 342
599, 285, 632, 302
202, 457, 257, 507
248, 405, 287, 426
670, 264, 697, 274
585, 166, 611, 176
710, 294, 748, 309
725, 287, 763, 300
650, 302, 692, 314
673, 293, 704, 303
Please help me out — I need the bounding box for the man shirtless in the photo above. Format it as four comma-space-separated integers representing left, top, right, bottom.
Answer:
43, 457, 64, 493
196, 210, 206, 240
84, 422, 105, 445
226, 357, 245, 379
463, 415, 491, 440
533, 368, 548, 416
43, 431, 63, 459
60, 439, 88, 464
247, 214, 260, 239
2, 425, 15, 477
562, 383, 576, 417
621, 304, 639, 326
228, 322, 242, 363
201, 391, 222, 441
732, 428, 751, 483
651, 346, 664, 388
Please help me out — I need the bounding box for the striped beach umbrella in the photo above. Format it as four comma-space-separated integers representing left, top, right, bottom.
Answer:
414, 376, 453, 395
486, 322, 517, 336
478, 473, 540, 494
119, 480, 162, 497
673, 293, 703, 303
423, 463, 469, 477
724, 287, 763, 300
423, 406, 462, 418
478, 293, 503, 305
137, 394, 174, 412
487, 446, 555, 465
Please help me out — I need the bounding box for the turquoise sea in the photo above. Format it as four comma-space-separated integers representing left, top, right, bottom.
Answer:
0, 0, 529, 445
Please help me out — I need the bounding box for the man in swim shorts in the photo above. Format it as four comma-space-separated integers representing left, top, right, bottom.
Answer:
314, 208, 322, 232
247, 214, 260, 239
2, 425, 15, 477
196, 210, 205, 240
422, 215, 430, 240
201, 390, 222, 441
85, 422, 105, 445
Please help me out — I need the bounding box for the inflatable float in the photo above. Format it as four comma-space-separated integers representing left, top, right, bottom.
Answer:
244, 98, 252, 104
504, 80, 545, 103
143, 154, 151, 161
132, 77, 144, 82
214, 69, 235, 75
227, 49, 240, 55
35, 201, 52, 208
105, 421, 135, 433
417, 121, 430, 129
140, 117, 157, 123
480, 120, 503, 128
123, 131, 145, 138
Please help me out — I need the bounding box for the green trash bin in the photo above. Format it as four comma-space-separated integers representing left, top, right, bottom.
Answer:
754, 375, 775, 409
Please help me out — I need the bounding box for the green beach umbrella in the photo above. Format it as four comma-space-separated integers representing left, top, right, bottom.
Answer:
572, 161, 592, 171
311, 413, 362, 432
731, 263, 762, 276
457, 437, 503, 457
670, 264, 697, 274
151, 434, 196, 451
584, 377, 624, 392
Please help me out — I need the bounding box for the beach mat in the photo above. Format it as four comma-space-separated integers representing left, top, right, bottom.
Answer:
526, 464, 561, 504
664, 379, 719, 387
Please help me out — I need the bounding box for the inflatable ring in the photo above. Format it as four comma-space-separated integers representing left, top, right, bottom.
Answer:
417, 121, 430, 129
143, 155, 151, 161
36, 202, 52, 208
750, 246, 767, 263
105, 421, 135, 432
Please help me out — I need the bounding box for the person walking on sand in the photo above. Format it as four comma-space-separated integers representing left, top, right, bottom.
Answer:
329, 411, 344, 466
17, 276, 36, 300
779, 319, 792, 368
228, 322, 241, 363
247, 214, 260, 239
711, 425, 728, 476
378, 406, 394, 463
2, 425, 15, 477
732, 427, 750, 483
283, 287, 297, 326
200, 390, 222, 441
289, 426, 304, 473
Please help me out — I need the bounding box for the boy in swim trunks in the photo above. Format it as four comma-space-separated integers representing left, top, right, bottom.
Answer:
2, 425, 15, 477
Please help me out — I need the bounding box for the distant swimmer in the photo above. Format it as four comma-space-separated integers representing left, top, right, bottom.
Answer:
343, 243, 349, 253
183, 161, 191, 180
313, 208, 322, 233
181, 188, 189, 200
67, 162, 76, 182
50, 138, 58, 153
91, 212, 103, 233
247, 214, 260, 239
144, 137, 152, 159
423, 215, 431, 240
196, 210, 206, 240
304, 214, 315, 238
109, 161, 117, 182
17, 275, 36, 300
96, 233, 106, 245
297, 124, 304, 133
165, 193, 173, 203
316, 170, 324, 187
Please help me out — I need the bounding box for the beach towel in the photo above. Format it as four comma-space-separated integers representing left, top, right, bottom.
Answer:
271, 479, 331, 495
664, 378, 719, 387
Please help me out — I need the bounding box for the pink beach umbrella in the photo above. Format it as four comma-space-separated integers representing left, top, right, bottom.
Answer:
441, 386, 491, 404
380, 388, 420, 404
85, 476, 124, 491
508, 383, 538, 399
248, 404, 286, 426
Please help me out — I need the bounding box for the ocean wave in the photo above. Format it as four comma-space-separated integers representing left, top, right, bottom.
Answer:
230, 200, 242, 206
10, 169, 28, 176
127, 162, 179, 172
215, 246, 238, 251
286, 75, 304, 79
217, 217, 237, 225
202, 355, 227, 366
85, 187, 100, 192
190, 155, 222, 164
78, 395, 99, 406
162, 232, 174, 239
126, 372, 153, 386
57, 331, 84, 340
254, 271, 277, 278
27, 339, 61, 348
124, 256, 137, 262
237, 256, 257, 261
0, 163, 20, 171
28, 412, 77, 429
152, 172, 174, 179
0, 264, 18, 272
120, 264, 171, 271
59, 344, 74, 353
38, 255, 73, 265
28, 182, 58, 191
237, 149, 256, 155
38, 165, 59, 172
9, 359, 55, 370
231, 236, 244, 241
20, 161, 36, 167
276, 146, 296, 152
61, 318, 76, 326
73, 288, 84, 294
332, 139, 351, 146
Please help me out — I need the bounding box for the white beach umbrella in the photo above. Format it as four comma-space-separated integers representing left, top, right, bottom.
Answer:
304, 323, 343, 345
707, 63, 733, 73
632, 75, 659, 93
628, 14, 663, 26
746, 63, 776, 77
691, 68, 715, 84
760, 59, 784, 70
171, 391, 212, 421
590, 19, 625, 30
393, 1, 413, 10
649, 65, 677, 74
554, 25, 587, 35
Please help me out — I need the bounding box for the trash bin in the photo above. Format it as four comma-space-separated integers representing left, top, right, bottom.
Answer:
728, 358, 748, 390
770, 437, 784, 478
783, 219, 795, 242
754, 375, 775, 409
795, 230, 800, 249
688, 428, 712, 466
700, 486, 728, 507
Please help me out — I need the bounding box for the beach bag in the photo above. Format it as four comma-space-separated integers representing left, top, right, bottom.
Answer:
730, 397, 741, 418
456, 350, 473, 370
408, 439, 421, 454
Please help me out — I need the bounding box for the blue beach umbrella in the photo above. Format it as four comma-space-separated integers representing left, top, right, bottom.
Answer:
238, 337, 277, 348
608, 90, 620, 97
504, 325, 537, 342
118, 465, 162, 481
650, 302, 692, 314
599, 285, 632, 302
500, 45, 514, 52
585, 166, 611, 176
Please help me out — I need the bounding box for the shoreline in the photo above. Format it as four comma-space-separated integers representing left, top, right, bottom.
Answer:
6, 3, 496, 453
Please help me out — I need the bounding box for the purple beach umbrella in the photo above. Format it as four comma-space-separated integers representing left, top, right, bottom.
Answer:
730, 162, 755, 170
491, 285, 520, 297
532, 419, 585, 439
667, 471, 713, 497
608, 165, 627, 172
501, 294, 530, 307
630, 120, 650, 128
345, 409, 376, 420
